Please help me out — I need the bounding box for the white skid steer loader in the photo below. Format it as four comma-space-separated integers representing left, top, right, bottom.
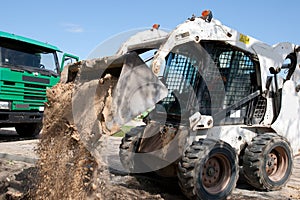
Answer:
63, 10, 300, 200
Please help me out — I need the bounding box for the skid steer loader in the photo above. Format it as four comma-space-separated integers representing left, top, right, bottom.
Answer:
117, 11, 300, 200
63, 10, 300, 200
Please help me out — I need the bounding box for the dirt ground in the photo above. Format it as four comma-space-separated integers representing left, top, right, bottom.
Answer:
1, 135, 300, 200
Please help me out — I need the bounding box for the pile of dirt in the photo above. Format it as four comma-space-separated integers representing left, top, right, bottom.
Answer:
33, 78, 166, 199
0, 159, 35, 199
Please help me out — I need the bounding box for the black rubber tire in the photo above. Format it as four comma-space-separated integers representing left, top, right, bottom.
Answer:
119, 126, 145, 173
243, 133, 293, 191
178, 138, 239, 200
15, 123, 42, 137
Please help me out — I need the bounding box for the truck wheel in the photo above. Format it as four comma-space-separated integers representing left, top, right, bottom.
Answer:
243, 133, 293, 190
119, 126, 145, 173
15, 123, 42, 137
178, 138, 239, 200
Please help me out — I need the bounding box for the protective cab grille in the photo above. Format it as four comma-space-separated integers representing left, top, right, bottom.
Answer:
203, 42, 257, 124
159, 41, 262, 125
160, 53, 199, 115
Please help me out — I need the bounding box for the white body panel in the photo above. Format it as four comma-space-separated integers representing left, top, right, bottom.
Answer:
205, 125, 257, 153
117, 29, 169, 55
272, 80, 300, 155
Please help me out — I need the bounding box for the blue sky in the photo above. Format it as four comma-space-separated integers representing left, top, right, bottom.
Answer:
1, 0, 300, 59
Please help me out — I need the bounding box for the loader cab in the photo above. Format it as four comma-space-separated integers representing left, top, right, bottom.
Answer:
152, 40, 264, 126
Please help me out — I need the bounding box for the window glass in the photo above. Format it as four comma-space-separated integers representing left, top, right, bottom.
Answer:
1, 47, 57, 72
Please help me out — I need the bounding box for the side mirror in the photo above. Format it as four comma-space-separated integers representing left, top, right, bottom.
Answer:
60, 53, 79, 72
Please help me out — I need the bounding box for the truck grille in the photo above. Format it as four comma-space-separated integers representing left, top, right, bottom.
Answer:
25, 83, 46, 89
0, 79, 49, 110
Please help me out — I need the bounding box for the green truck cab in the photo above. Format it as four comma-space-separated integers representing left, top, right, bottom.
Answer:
0, 31, 78, 136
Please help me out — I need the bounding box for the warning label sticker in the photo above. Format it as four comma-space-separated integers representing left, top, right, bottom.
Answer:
239, 33, 250, 44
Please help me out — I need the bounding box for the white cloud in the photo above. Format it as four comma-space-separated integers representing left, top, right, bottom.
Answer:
62, 23, 84, 33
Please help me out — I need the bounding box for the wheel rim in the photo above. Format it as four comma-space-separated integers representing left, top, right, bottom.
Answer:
266, 146, 289, 182
202, 153, 231, 194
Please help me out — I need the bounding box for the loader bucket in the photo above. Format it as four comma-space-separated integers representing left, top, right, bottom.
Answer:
111, 52, 169, 126
68, 52, 168, 163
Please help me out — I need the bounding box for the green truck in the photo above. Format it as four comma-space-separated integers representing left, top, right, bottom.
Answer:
0, 31, 79, 137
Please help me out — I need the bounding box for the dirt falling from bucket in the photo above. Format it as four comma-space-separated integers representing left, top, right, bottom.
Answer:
33, 78, 163, 200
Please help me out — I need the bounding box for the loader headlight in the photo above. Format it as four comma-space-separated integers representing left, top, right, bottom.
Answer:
0, 101, 10, 110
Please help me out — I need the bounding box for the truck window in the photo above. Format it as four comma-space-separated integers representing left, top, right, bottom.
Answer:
0, 47, 58, 73
40, 52, 57, 72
